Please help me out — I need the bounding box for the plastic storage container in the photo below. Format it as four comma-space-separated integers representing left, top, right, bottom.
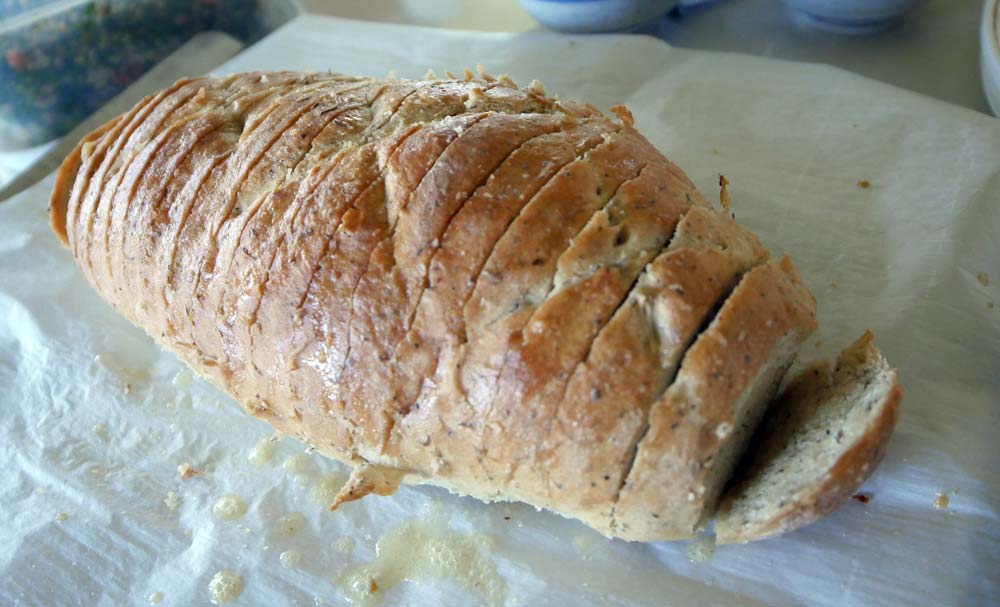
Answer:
0, 0, 299, 149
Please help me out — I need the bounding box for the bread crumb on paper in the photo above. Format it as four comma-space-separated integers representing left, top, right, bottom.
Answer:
55, 512, 69, 522
718, 174, 731, 211
933, 492, 949, 510
857, 180, 871, 189
148, 591, 163, 604
177, 463, 200, 479
977, 272, 989, 287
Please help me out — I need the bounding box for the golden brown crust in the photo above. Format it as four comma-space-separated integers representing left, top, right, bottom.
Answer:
51, 72, 856, 542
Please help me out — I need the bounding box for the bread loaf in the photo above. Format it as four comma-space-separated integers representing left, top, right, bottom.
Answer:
49, 70, 895, 542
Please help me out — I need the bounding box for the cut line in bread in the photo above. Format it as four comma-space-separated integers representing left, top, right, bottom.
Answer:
612, 256, 816, 541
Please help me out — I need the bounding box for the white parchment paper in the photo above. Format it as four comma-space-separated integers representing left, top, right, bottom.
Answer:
1, 15, 998, 607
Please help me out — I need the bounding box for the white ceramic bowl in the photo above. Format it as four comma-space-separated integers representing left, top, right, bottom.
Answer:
782, 0, 926, 34
518, 0, 677, 33
981, 0, 1000, 116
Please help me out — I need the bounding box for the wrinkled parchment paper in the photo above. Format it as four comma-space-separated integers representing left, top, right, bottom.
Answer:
2, 15, 998, 607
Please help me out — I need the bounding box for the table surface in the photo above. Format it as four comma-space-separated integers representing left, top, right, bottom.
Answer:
0, 0, 988, 184
301, 0, 990, 114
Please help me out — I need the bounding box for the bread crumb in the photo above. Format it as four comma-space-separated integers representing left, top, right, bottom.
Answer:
55, 512, 69, 522
851, 493, 870, 504
465, 86, 486, 108
977, 272, 989, 287
445, 70, 457, 79
424, 68, 437, 80
609, 105, 634, 128
718, 174, 731, 211
177, 463, 200, 479
463, 68, 475, 81
148, 591, 163, 604
475, 64, 495, 81
830, 281, 839, 288
497, 74, 516, 88
527, 79, 545, 96
164, 491, 182, 511
933, 492, 949, 510
857, 180, 870, 189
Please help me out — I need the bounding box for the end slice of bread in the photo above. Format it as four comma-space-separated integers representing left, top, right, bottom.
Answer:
714, 330, 901, 544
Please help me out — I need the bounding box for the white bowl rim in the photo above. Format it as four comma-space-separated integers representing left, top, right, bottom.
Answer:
981, 0, 1000, 116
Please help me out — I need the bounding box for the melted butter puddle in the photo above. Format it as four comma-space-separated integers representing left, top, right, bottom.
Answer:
337, 520, 505, 607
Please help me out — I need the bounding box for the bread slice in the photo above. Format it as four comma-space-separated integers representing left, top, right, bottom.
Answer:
611, 256, 817, 541
714, 330, 901, 544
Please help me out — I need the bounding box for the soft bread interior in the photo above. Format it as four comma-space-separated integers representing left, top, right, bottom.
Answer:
715, 331, 901, 543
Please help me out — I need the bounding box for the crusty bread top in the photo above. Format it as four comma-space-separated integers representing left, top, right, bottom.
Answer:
714, 330, 901, 544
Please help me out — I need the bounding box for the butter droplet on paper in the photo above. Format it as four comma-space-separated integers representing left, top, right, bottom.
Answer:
686, 533, 716, 564
280, 549, 303, 569
283, 454, 312, 476
335, 536, 355, 556
92, 423, 108, 442
164, 491, 182, 511
172, 369, 193, 388
213, 495, 247, 521
273, 512, 306, 538
208, 570, 243, 604
248, 435, 278, 467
